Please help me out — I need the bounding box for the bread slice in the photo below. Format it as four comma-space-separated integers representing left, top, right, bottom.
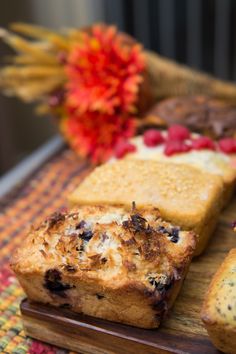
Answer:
11, 204, 196, 329
69, 160, 223, 256
127, 135, 236, 206
201, 249, 236, 353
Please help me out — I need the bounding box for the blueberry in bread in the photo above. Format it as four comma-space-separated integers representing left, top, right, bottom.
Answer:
201, 249, 236, 353
69, 159, 223, 256
127, 134, 236, 206
11, 204, 196, 329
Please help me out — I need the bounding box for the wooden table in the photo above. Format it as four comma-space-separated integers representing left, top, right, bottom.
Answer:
0, 138, 234, 353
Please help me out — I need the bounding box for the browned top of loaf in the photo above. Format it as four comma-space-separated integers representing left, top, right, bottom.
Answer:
11, 205, 196, 292
146, 95, 236, 139
69, 159, 223, 230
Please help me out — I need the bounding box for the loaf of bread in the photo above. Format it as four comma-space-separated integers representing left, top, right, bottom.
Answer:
127, 134, 236, 206
11, 204, 196, 329
201, 249, 236, 353
144, 95, 236, 139
69, 160, 223, 256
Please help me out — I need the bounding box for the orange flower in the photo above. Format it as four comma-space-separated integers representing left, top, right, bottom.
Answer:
65, 110, 136, 164
62, 24, 145, 163
65, 24, 145, 115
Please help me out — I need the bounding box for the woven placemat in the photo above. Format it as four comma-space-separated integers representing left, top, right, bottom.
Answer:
0, 148, 92, 354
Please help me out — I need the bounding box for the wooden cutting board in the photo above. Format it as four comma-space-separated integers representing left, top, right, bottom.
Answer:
20, 197, 236, 354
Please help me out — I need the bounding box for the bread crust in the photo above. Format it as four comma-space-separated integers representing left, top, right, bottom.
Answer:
69, 160, 223, 256
201, 249, 236, 353
11, 205, 196, 328
129, 135, 236, 207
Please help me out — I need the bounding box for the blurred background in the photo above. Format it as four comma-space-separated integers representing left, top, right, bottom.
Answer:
0, 0, 235, 175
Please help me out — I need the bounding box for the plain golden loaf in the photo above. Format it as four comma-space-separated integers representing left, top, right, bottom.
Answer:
69, 159, 224, 256
11, 204, 196, 329
201, 249, 236, 353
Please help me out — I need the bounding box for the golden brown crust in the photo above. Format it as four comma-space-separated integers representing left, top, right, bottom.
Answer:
201, 249, 236, 353
128, 135, 236, 207
69, 159, 223, 255
11, 204, 196, 328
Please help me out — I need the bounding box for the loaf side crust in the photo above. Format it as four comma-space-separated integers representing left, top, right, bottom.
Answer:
69, 160, 223, 255
128, 135, 236, 206
11, 204, 196, 328
201, 249, 236, 353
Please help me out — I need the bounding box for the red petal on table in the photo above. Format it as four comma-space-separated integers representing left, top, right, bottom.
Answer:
164, 140, 191, 156
218, 138, 236, 154
143, 129, 165, 147
29, 341, 56, 354
114, 141, 137, 159
191, 136, 216, 150
167, 124, 190, 141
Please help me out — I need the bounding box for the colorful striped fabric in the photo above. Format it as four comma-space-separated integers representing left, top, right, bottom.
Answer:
0, 148, 91, 354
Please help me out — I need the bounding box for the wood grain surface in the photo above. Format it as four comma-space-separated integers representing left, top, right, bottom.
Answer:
20, 195, 236, 354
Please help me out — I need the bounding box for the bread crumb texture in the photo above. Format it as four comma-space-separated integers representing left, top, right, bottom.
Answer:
71, 160, 223, 211
201, 249, 236, 353
11, 205, 196, 328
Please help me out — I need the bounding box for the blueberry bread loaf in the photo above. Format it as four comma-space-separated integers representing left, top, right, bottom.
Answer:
69, 160, 223, 256
201, 249, 236, 353
128, 134, 236, 206
11, 204, 196, 329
